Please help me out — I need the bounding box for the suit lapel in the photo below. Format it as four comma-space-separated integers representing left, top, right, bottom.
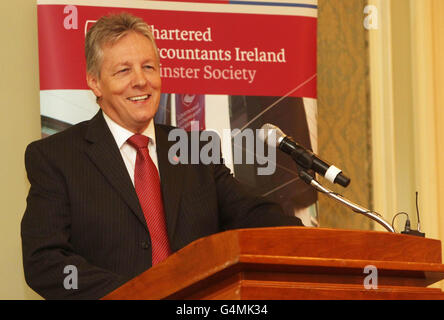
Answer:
155, 124, 185, 241
84, 111, 148, 231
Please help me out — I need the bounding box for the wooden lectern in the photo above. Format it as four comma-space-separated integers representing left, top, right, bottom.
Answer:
103, 227, 444, 300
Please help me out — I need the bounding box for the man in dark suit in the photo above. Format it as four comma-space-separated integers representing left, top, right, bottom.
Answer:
21, 13, 303, 300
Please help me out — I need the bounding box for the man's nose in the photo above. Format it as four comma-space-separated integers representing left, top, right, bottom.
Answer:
132, 67, 148, 88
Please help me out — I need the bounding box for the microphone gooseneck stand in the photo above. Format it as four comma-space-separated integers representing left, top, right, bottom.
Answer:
298, 170, 395, 233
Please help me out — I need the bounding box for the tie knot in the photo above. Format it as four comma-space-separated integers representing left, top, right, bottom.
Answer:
127, 134, 150, 150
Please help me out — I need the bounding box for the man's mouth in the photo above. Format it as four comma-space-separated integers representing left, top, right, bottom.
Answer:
127, 94, 149, 102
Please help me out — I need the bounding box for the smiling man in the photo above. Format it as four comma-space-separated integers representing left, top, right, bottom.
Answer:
21, 13, 303, 300
86, 28, 162, 134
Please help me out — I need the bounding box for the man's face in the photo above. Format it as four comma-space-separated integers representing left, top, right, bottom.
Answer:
87, 31, 161, 133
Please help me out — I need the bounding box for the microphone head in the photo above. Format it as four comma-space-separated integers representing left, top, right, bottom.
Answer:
259, 123, 286, 147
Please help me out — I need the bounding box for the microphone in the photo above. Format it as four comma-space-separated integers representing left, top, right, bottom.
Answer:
259, 123, 351, 187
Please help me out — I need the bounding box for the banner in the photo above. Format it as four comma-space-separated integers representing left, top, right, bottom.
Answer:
175, 94, 205, 131
37, 0, 319, 224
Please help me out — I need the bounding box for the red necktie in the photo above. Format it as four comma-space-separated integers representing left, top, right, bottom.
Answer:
127, 134, 171, 265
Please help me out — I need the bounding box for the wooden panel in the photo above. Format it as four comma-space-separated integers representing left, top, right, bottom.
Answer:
184, 274, 242, 300
237, 227, 442, 263
242, 271, 433, 288
103, 227, 444, 300
239, 281, 444, 300
317, 0, 373, 230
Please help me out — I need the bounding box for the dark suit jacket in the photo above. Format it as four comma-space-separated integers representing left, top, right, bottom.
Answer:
21, 111, 303, 299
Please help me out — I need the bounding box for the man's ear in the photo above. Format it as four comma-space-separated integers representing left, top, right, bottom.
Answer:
86, 72, 102, 99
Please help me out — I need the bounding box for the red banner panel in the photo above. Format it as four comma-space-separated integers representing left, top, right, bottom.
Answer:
38, 3, 316, 98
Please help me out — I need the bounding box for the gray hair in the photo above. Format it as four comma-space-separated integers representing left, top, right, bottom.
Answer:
85, 12, 159, 77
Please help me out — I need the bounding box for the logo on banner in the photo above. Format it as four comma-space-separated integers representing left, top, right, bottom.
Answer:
175, 94, 205, 131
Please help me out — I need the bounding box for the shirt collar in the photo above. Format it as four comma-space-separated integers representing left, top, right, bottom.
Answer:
103, 112, 156, 149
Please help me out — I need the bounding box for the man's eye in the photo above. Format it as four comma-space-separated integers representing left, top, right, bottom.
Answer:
144, 65, 154, 70
114, 68, 129, 75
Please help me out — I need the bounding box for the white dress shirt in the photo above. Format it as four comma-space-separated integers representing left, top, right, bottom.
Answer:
103, 112, 160, 186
